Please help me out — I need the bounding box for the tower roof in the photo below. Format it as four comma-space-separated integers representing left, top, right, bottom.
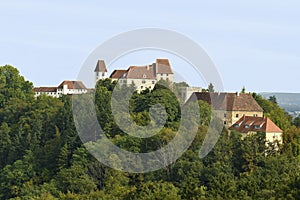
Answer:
156, 59, 173, 74
94, 60, 107, 72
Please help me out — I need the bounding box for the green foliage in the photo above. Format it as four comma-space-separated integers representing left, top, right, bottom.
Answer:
0, 65, 34, 106
208, 83, 215, 92
1, 66, 300, 199
253, 93, 292, 131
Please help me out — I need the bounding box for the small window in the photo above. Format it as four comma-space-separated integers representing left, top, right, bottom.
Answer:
161, 73, 163, 76
102, 73, 105, 76
224, 121, 227, 125
141, 86, 143, 89
166, 74, 169, 76
254, 125, 260, 129
142, 74, 146, 78
224, 113, 227, 118
142, 80, 146, 84
152, 81, 155, 84
236, 114, 239, 118
245, 125, 250, 128
253, 114, 258, 117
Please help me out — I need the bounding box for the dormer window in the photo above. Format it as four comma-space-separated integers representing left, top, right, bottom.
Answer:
234, 124, 239, 128
142, 74, 146, 78
245, 124, 250, 128
254, 125, 260, 129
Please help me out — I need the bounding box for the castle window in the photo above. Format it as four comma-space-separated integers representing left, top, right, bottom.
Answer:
254, 114, 258, 117
236, 114, 239, 118
152, 81, 155, 84
161, 73, 163, 76
142, 80, 146, 84
166, 74, 169, 76
102, 73, 105, 76
224, 113, 227, 118
224, 121, 227, 125
141, 86, 143, 89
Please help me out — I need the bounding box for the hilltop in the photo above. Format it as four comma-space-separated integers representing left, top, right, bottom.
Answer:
260, 92, 300, 112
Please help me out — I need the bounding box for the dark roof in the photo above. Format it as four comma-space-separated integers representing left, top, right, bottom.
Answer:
188, 92, 263, 112
34, 87, 57, 92
156, 59, 173, 74
126, 65, 156, 79
229, 116, 282, 133
57, 81, 87, 89
110, 70, 128, 79
94, 60, 107, 72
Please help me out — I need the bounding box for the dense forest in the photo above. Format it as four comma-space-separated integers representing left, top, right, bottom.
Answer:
0, 65, 300, 199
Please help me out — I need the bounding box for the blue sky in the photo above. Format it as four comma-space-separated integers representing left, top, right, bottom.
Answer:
1, 0, 300, 92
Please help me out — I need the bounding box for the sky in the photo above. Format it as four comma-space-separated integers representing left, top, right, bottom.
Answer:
1, 0, 300, 92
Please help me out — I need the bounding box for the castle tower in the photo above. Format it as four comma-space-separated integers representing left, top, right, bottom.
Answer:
94, 60, 107, 85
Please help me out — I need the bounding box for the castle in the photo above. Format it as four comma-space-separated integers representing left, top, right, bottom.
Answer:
94, 58, 174, 93
33, 58, 283, 145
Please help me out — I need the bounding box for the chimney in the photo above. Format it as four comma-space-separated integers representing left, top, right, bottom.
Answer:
236, 92, 240, 96
147, 65, 150, 70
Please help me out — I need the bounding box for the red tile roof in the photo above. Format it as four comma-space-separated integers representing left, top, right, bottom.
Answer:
229, 116, 282, 133
34, 87, 57, 92
94, 60, 107, 72
110, 70, 128, 79
126, 65, 156, 79
188, 92, 263, 112
57, 81, 87, 89
108, 59, 173, 79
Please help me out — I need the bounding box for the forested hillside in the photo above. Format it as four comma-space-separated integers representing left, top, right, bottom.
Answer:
1, 65, 300, 199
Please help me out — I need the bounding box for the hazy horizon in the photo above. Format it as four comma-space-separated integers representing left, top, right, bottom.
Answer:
1, 1, 300, 92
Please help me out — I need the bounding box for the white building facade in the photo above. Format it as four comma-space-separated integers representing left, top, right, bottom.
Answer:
94, 60, 108, 85
34, 80, 88, 98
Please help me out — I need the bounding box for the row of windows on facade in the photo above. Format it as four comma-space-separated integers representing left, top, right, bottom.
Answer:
96, 72, 106, 76
223, 113, 258, 118
119, 78, 169, 84
233, 124, 262, 129
36, 89, 86, 95
142, 73, 169, 78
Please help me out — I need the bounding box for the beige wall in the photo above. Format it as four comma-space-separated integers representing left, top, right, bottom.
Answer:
226, 111, 263, 126
156, 74, 174, 83
116, 78, 157, 93
266, 132, 283, 144
215, 110, 263, 127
